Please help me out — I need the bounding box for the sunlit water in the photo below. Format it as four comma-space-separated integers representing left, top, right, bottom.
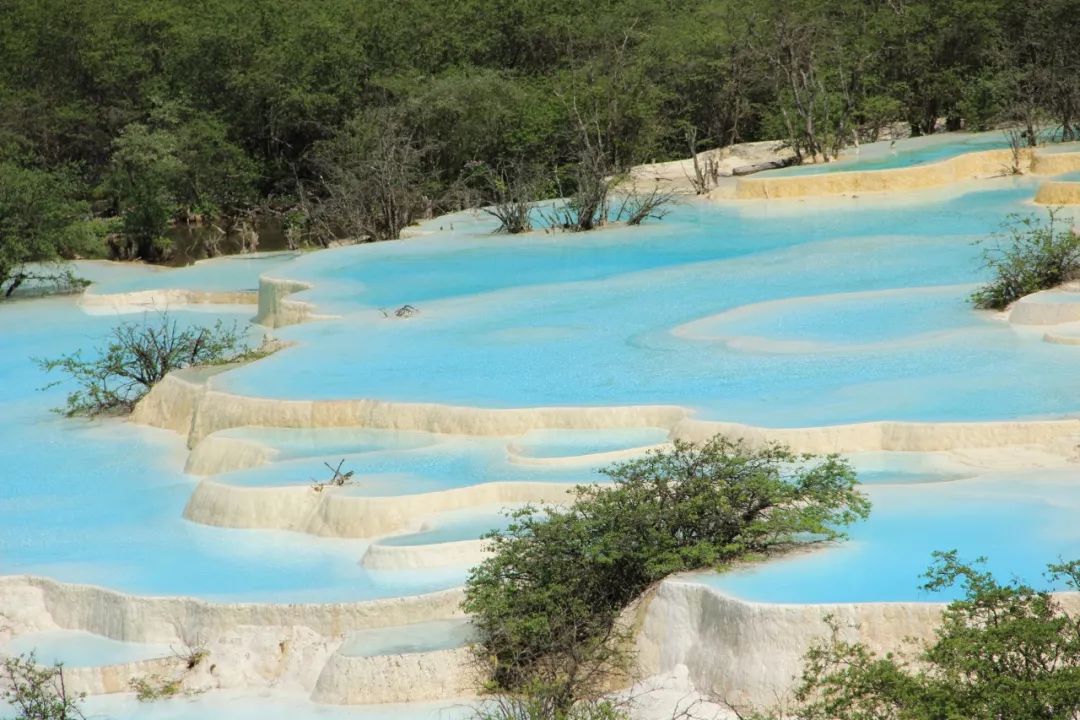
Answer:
2, 136, 1080, 638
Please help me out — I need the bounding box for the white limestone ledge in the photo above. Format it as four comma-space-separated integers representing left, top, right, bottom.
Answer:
1007, 284, 1080, 326
0, 575, 464, 644
133, 374, 689, 448
734, 148, 1025, 200
360, 539, 491, 571
1034, 179, 1080, 205
80, 288, 257, 312
311, 646, 478, 704
184, 433, 280, 475
672, 417, 1080, 455
184, 480, 574, 539
505, 442, 670, 468
134, 373, 1080, 461
636, 578, 1080, 709
1030, 150, 1080, 176
62, 656, 180, 696
255, 275, 330, 328
734, 147, 1080, 201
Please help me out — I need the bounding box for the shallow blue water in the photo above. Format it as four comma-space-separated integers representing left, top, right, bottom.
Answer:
509, 428, 669, 458
1, 630, 172, 667
215, 436, 595, 495
380, 506, 519, 546
340, 618, 476, 656
762, 132, 1012, 177
3, 161, 1080, 614
78, 692, 472, 720
693, 466, 1080, 602
84, 253, 299, 294
0, 298, 464, 602
219, 180, 1080, 427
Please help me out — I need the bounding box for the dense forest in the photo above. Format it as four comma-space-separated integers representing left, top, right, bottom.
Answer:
1, 0, 1078, 289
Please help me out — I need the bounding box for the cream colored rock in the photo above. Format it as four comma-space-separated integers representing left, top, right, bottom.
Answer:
672, 417, 1080, 454
1030, 151, 1080, 176
636, 580, 943, 708
255, 276, 326, 328
1008, 289, 1080, 325
505, 443, 670, 468
184, 434, 279, 475
637, 579, 1080, 709
80, 288, 257, 311
360, 540, 491, 571
734, 148, 1026, 200
63, 656, 180, 695
132, 375, 688, 448
0, 575, 464, 643
311, 646, 478, 704
1034, 180, 1080, 205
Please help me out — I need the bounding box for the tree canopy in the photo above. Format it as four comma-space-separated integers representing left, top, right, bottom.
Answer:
794, 551, 1080, 720
463, 437, 869, 713
1, 0, 1077, 260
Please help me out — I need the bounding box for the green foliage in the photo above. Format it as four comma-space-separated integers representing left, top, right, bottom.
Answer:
0, 162, 93, 297
104, 122, 182, 261
794, 551, 1080, 720
474, 695, 629, 720
129, 674, 182, 703
459, 160, 545, 234
1, 652, 85, 720
463, 436, 869, 710
304, 110, 430, 243
0, 0, 1077, 256
37, 312, 256, 416
971, 208, 1080, 310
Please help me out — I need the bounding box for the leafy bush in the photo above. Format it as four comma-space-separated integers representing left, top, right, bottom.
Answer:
460, 160, 546, 234
463, 436, 869, 712
1, 653, 85, 720
971, 208, 1080, 310
38, 312, 262, 416
303, 110, 431, 244
0, 162, 93, 298
793, 551, 1080, 720
474, 695, 628, 720
129, 674, 183, 703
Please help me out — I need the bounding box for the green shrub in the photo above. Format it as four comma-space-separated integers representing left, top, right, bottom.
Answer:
1, 653, 85, 720
474, 695, 629, 720
37, 312, 263, 416
971, 208, 1080, 310
793, 551, 1080, 720
463, 436, 869, 712
0, 162, 92, 298
129, 674, 183, 702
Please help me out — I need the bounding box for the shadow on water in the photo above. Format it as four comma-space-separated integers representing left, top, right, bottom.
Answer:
163, 218, 290, 267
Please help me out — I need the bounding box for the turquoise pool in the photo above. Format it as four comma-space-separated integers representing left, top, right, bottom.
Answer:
0, 298, 464, 602
760, 132, 1014, 177
217, 180, 1080, 428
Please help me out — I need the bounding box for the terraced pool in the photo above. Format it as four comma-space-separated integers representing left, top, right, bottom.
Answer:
4, 131, 1080, 717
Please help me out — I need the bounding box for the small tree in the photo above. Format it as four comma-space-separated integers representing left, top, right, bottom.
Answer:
305, 111, 430, 243
614, 185, 678, 226
1, 653, 84, 720
544, 146, 676, 233
545, 144, 614, 232
971, 208, 1080, 310
464, 437, 869, 714
0, 162, 95, 298
793, 552, 1080, 720
37, 312, 256, 416
104, 123, 181, 262
460, 160, 546, 234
